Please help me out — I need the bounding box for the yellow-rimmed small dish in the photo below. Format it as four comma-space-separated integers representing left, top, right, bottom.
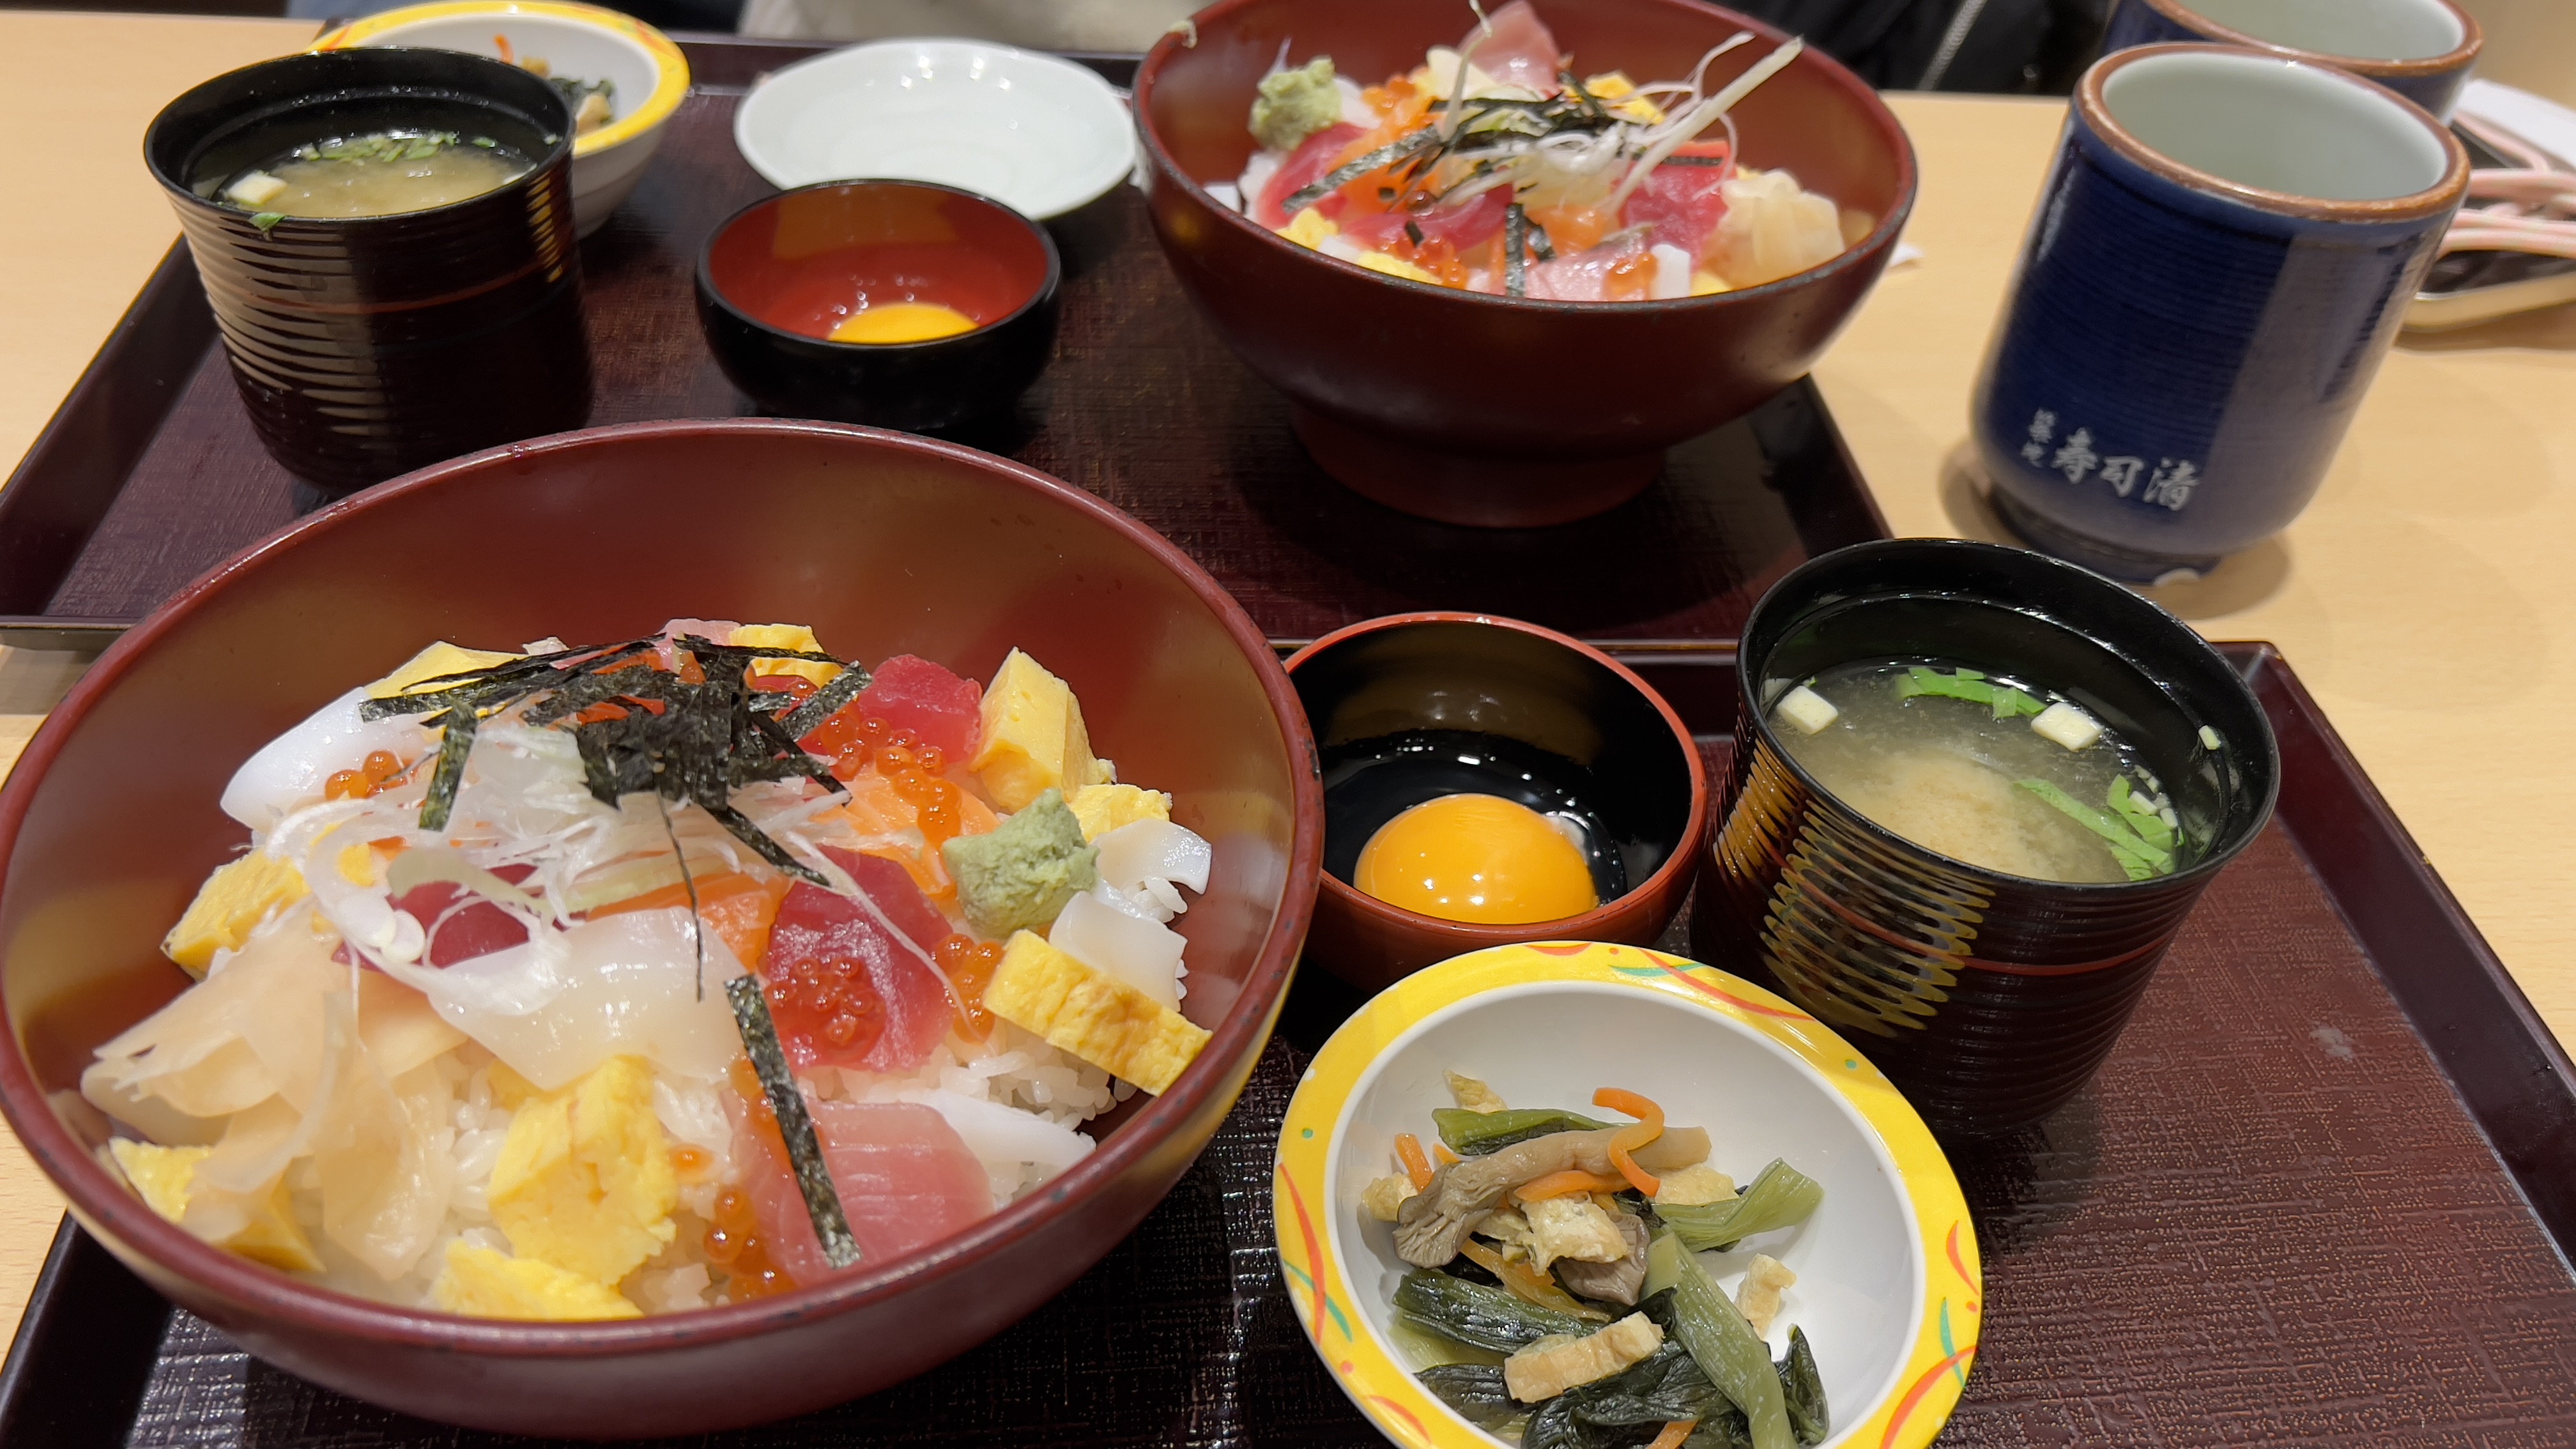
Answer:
316, 0, 689, 236
1276, 941, 1979, 1449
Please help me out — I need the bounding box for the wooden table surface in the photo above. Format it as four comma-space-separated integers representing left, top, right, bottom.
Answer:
3, 12, 2572, 1351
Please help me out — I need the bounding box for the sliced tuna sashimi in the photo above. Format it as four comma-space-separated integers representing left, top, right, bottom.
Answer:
852, 656, 982, 759
820, 846, 953, 956
1621, 146, 1733, 259
1458, 0, 1565, 94
741, 1100, 993, 1286
760, 880, 954, 1073
1257, 123, 1365, 227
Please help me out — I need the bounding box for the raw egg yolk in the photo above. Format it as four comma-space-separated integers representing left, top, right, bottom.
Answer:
1353, 793, 1599, 924
829, 302, 978, 344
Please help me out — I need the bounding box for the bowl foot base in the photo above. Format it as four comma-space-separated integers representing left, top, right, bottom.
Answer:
1988, 487, 2227, 584
1290, 407, 1660, 528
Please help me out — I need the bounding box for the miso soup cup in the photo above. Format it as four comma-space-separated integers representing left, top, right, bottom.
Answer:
145, 49, 592, 496
1690, 539, 2278, 1135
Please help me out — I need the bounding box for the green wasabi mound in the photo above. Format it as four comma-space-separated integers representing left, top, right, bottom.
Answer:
1252, 56, 1341, 152
942, 788, 1099, 937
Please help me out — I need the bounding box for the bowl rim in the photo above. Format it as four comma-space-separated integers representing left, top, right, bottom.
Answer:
695, 178, 1064, 353
1284, 611, 1710, 946
312, 0, 692, 159
1735, 536, 2283, 896
731, 36, 1137, 220
1273, 940, 1981, 1449
0, 417, 1324, 1356
1131, 0, 1919, 312
146, 47, 579, 230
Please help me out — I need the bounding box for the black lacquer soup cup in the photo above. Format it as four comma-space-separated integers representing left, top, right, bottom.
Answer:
145, 48, 590, 496
696, 180, 1062, 431
1691, 539, 2280, 1135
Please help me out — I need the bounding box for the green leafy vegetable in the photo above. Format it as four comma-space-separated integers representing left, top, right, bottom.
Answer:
1434, 1106, 1612, 1156
1644, 1231, 1795, 1449
1650, 1160, 1825, 1252
2015, 778, 2173, 881
1779, 1327, 1828, 1446
1417, 1363, 1524, 1430
1395, 1270, 1595, 1352
1522, 1335, 1735, 1449
249, 211, 285, 233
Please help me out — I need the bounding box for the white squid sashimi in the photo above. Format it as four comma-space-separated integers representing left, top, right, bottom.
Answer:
903, 1088, 1096, 1172
221, 689, 437, 831
391, 908, 748, 1090
1048, 886, 1186, 1009
1087, 820, 1205, 917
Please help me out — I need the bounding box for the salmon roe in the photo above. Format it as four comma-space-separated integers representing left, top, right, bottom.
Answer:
936, 933, 1007, 1038
324, 749, 410, 801
712, 1059, 795, 1301
764, 951, 887, 1057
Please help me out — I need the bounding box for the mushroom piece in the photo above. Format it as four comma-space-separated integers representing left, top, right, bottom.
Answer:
1393, 1125, 1711, 1268
1554, 1208, 1652, 1306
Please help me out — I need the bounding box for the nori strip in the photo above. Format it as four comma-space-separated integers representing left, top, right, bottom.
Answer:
724, 976, 859, 1270
1561, 70, 1610, 124
744, 707, 843, 795
1505, 203, 1529, 296
1529, 218, 1556, 261
779, 661, 872, 739
706, 803, 827, 885
417, 705, 480, 831
1282, 130, 1441, 213
379, 634, 854, 884
1660, 153, 1731, 166
1404, 219, 1426, 248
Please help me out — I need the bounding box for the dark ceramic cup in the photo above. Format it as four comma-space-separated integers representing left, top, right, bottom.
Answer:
1691, 540, 2278, 1136
696, 180, 1061, 431
2101, 0, 2481, 119
1287, 614, 1708, 991
1972, 45, 2467, 583
144, 49, 590, 496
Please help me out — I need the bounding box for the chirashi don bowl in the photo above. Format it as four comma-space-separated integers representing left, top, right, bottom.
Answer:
0, 420, 1323, 1436
1132, 0, 1915, 527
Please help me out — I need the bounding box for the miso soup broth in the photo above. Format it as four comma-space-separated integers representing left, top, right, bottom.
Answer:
216, 130, 528, 220
1768, 658, 2189, 885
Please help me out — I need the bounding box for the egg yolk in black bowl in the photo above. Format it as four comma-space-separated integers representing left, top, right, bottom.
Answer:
705, 183, 1048, 346
1323, 729, 1624, 926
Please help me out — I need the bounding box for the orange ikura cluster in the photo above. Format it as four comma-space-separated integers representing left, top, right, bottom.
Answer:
323, 749, 406, 801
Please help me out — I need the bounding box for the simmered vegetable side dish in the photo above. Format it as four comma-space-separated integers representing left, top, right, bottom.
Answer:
89, 623, 1216, 1319
1367, 1075, 1828, 1449
1230, 1, 1851, 300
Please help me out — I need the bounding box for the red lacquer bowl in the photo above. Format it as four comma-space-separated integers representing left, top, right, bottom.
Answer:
1286, 613, 1709, 989
0, 421, 1322, 1436
1133, 0, 1917, 527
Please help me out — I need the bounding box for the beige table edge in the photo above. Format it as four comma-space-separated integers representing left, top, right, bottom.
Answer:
3, 44, 2573, 1364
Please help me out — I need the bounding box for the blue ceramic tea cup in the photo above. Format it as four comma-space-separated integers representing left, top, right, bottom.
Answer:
1972, 45, 2467, 582
2101, 0, 2481, 119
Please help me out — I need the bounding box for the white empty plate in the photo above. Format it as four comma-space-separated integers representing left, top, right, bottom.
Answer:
733, 39, 1136, 219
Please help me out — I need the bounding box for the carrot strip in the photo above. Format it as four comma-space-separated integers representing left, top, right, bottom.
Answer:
1515, 1169, 1629, 1202
1458, 1240, 1609, 1321
1434, 1142, 1462, 1166
1395, 1132, 1435, 1191
1645, 1419, 1698, 1449
1595, 1087, 1667, 1197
